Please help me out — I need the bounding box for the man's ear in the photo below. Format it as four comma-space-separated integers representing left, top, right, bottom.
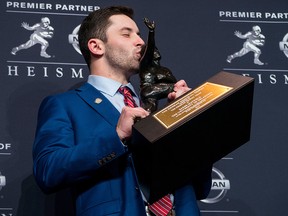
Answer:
88, 38, 104, 55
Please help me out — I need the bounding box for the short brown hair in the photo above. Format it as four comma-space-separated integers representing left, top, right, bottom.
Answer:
78, 6, 134, 68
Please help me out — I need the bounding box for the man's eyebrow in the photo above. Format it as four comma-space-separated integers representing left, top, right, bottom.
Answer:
120, 27, 133, 32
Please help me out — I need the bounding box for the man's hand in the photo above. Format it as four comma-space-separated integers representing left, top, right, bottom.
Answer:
167, 79, 191, 101
116, 106, 149, 142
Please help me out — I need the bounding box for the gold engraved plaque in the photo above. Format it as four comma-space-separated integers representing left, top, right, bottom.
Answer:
153, 82, 233, 128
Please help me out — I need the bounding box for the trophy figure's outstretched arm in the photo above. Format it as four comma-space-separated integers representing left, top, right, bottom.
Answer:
140, 17, 155, 69
139, 17, 177, 112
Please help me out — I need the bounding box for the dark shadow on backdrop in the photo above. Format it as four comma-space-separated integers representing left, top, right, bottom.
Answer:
6, 80, 84, 216
16, 175, 75, 216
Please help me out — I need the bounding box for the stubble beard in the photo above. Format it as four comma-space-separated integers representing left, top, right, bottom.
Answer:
105, 45, 140, 75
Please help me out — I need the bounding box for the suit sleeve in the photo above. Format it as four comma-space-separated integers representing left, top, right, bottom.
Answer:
32, 95, 126, 194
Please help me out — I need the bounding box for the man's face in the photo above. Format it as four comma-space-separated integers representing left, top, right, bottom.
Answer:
104, 15, 145, 73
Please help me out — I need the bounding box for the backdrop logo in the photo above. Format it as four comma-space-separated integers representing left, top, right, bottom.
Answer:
11, 17, 54, 58
201, 167, 230, 204
0, 173, 6, 191
226, 25, 266, 65
279, 33, 288, 58
69, 25, 81, 55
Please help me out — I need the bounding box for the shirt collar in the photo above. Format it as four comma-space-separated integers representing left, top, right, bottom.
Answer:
87, 75, 138, 96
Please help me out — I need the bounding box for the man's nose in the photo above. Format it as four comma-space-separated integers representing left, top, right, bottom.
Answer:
136, 35, 145, 46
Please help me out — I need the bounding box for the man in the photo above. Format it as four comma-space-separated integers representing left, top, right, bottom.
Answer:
33, 6, 212, 216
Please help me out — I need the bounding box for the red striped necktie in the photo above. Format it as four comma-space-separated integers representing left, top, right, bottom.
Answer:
148, 194, 173, 216
118, 86, 173, 216
118, 86, 138, 108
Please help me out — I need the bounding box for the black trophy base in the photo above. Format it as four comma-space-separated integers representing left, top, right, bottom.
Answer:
130, 71, 254, 203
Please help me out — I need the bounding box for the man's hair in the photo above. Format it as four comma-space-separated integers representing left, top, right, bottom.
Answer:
78, 6, 134, 68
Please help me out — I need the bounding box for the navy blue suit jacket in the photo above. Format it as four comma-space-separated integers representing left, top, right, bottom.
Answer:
33, 83, 212, 216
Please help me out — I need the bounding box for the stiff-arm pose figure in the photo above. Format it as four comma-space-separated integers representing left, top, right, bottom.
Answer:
139, 17, 177, 112
227, 25, 265, 65
11, 17, 54, 58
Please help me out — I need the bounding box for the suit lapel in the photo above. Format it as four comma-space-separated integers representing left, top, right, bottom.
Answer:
76, 83, 120, 127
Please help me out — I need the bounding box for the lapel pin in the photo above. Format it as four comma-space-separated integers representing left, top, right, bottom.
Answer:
95, 98, 102, 104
